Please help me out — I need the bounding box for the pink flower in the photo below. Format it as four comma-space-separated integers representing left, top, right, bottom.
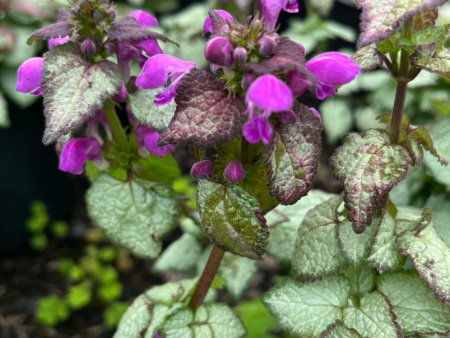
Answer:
48, 35, 69, 49
135, 125, 175, 158
224, 160, 245, 182
261, 0, 299, 32
204, 37, 234, 67
191, 160, 215, 179
136, 55, 195, 105
59, 137, 105, 175
202, 10, 234, 35
129, 10, 158, 29
16, 57, 44, 96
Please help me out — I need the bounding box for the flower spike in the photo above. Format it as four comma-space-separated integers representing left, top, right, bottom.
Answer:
16, 57, 44, 96
59, 137, 104, 175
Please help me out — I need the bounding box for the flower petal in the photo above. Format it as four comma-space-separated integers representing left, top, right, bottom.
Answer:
135, 125, 174, 157
306, 52, 360, 86
243, 115, 272, 144
310, 107, 321, 120
202, 10, 234, 35
59, 137, 102, 175
246, 74, 292, 111
286, 70, 311, 97
135, 38, 163, 57
136, 54, 196, 89
48, 35, 69, 49
224, 160, 245, 182
316, 82, 335, 100
261, 0, 298, 31
129, 10, 158, 29
204, 37, 234, 67
16, 57, 44, 95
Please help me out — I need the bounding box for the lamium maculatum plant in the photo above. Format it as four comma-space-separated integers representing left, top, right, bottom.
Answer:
16, 0, 450, 336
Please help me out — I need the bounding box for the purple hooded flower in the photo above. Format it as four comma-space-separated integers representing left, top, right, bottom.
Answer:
243, 74, 293, 144
135, 125, 175, 158
224, 160, 245, 182
306, 52, 360, 100
81, 39, 96, 55
136, 54, 196, 105
286, 70, 311, 97
113, 85, 127, 103
202, 10, 234, 35
48, 35, 69, 49
86, 109, 112, 143
261, 0, 299, 32
59, 137, 105, 175
204, 37, 234, 67
191, 160, 215, 179
16, 57, 44, 96
129, 10, 158, 28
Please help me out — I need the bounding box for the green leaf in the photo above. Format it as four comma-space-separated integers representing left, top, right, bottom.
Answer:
0, 91, 9, 128
41, 42, 123, 144
376, 112, 410, 130
136, 152, 181, 184
396, 25, 450, 54
376, 32, 402, 54
219, 252, 258, 300
308, 0, 334, 16
355, 0, 447, 47
366, 199, 407, 271
351, 44, 384, 72
320, 321, 363, 338
320, 98, 353, 144
407, 126, 448, 166
266, 190, 336, 261
390, 164, 426, 206
337, 217, 378, 266
426, 193, 450, 247
423, 117, 450, 187
343, 291, 401, 337
35, 295, 69, 327
97, 280, 122, 302
197, 180, 268, 260
395, 208, 450, 306
127, 88, 176, 132
114, 294, 153, 338
341, 264, 376, 295
234, 299, 277, 338
431, 99, 450, 116
291, 195, 349, 282
412, 7, 439, 30
264, 102, 323, 205
103, 302, 130, 329
66, 281, 92, 310
330, 129, 412, 233
262, 276, 351, 337
377, 270, 450, 336
161, 304, 246, 338
153, 233, 202, 273
86, 173, 180, 259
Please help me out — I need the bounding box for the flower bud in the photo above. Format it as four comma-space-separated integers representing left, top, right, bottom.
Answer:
224, 160, 245, 182
210, 63, 221, 75
81, 39, 96, 55
109, 11, 116, 21
105, 42, 116, 55
99, 22, 106, 30
276, 110, 297, 126
190, 161, 214, 180
93, 11, 102, 22
241, 73, 255, 91
233, 47, 247, 63
258, 36, 276, 56
204, 37, 233, 67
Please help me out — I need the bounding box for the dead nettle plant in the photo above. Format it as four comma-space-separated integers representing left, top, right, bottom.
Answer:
15, 0, 450, 336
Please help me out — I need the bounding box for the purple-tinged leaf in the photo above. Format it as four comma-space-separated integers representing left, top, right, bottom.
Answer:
395, 207, 450, 307
330, 129, 413, 233
244, 37, 312, 81
263, 102, 323, 205
41, 42, 122, 144
321, 321, 362, 338
410, 47, 450, 76
352, 44, 384, 72
205, 10, 234, 38
407, 126, 448, 166
356, 0, 448, 47
291, 195, 349, 282
108, 17, 177, 46
412, 7, 438, 31
197, 180, 269, 260
158, 69, 246, 148
27, 10, 73, 45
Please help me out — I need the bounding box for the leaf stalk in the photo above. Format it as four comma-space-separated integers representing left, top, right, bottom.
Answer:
103, 102, 131, 153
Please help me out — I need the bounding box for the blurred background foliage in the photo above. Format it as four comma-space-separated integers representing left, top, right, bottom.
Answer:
2, 0, 450, 337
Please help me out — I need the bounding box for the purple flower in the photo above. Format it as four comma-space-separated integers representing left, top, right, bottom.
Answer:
204, 37, 234, 67
113, 85, 127, 103
241, 73, 255, 91
243, 74, 292, 144
135, 125, 175, 158
261, 0, 299, 32
48, 35, 69, 49
202, 10, 234, 35
258, 36, 276, 56
16, 57, 44, 96
81, 39, 96, 55
310, 108, 321, 121
276, 110, 297, 126
306, 52, 360, 100
59, 137, 105, 175
224, 160, 245, 182
190, 160, 215, 179
129, 10, 158, 29
86, 109, 112, 143
136, 54, 196, 105
233, 47, 247, 63
286, 70, 311, 97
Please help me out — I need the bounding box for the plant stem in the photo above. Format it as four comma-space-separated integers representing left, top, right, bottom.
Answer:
240, 137, 250, 164
188, 245, 225, 311
103, 102, 130, 153
390, 81, 408, 144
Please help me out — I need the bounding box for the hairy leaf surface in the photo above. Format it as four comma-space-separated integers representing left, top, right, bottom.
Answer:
395, 208, 450, 306
356, 0, 447, 47
330, 129, 412, 233
341, 265, 376, 295
219, 253, 257, 300
159, 69, 246, 148
343, 291, 401, 337
423, 118, 450, 187
108, 17, 175, 44
41, 42, 122, 144
161, 304, 246, 338
263, 276, 351, 337
352, 44, 384, 72
411, 47, 450, 76
127, 89, 176, 132
377, 270, 450, 336
292, 195, 348, 282
264, 102, 323, 205
86, 174, 180, 259
27, 10, 73, 45
197, 180, 268, 260
320, 321, 363, 338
